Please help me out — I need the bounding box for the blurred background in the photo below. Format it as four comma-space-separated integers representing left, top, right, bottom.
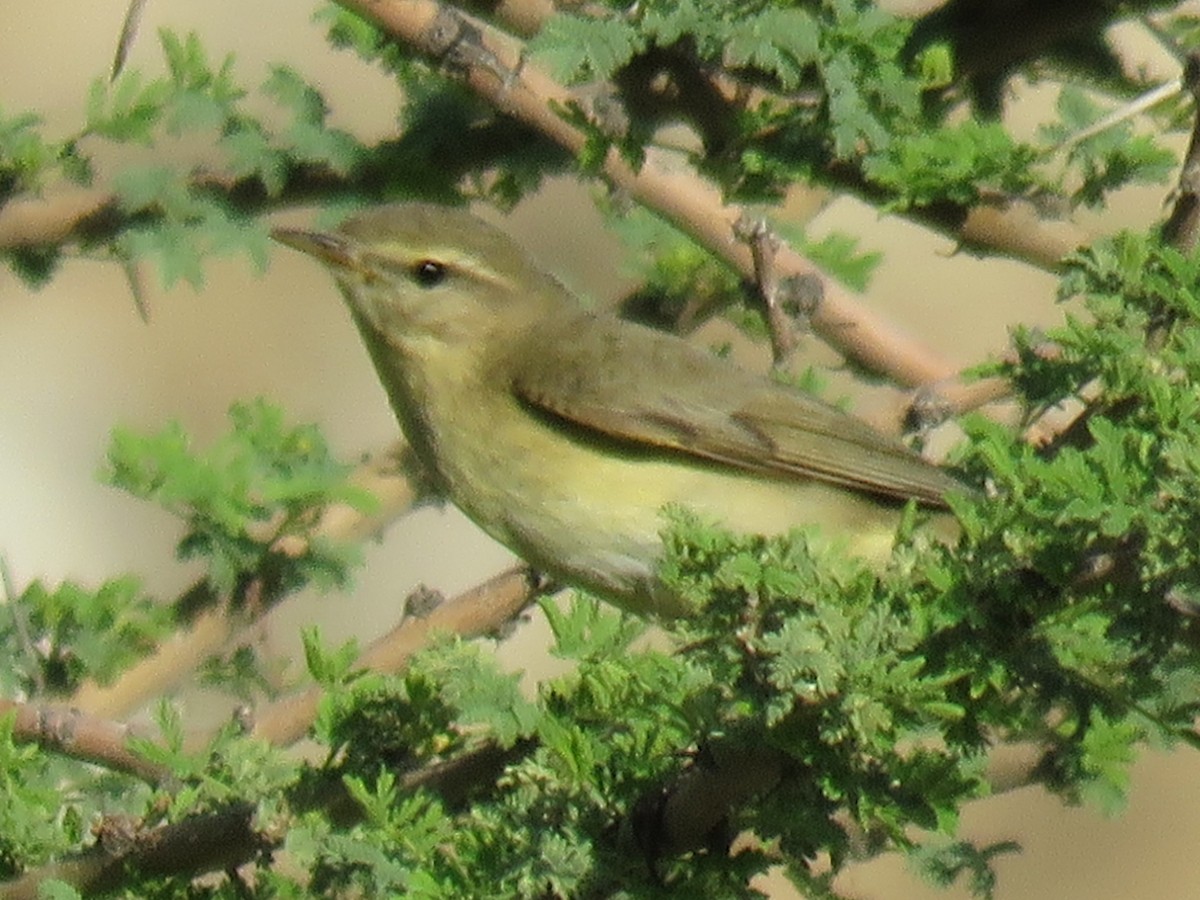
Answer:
2, 1, 1198, 897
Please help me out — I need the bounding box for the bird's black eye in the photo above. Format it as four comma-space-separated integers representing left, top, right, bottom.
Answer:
412, 260, 447, 287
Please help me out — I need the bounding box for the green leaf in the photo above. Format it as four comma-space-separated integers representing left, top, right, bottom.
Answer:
0, 576, 171, 695
284, 120, 363, 175
120, 221, 207, 289
863, 121, 1036, 209
0, 108, 55, 196
726, 8, 818, 90
542, 593, 643, 661
823, 53, 889, 158
529, 14, 642, 83
798, 229, 882, 292
160, 29, 209, 84
219, 123, 289, 195
112, 165, 201, 217
303, 626, 361, 688
35, 880, 83, 900
84, 72, 170, 144
1079, 714, 1140, 816
104, 399, 371, 594
413, 639, 540, 746
915, 42, 955, 89
3, 245, 61, 289
165, 87, 228, 134
264, 65, 328, 123
911, 839, 1020, 900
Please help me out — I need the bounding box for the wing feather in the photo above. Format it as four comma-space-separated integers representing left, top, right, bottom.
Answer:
508, 313, 965, 506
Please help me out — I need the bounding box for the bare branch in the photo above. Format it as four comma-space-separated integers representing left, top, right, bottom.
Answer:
0, 699, 170, 784
733, 216, 800, 366
250, 564, 541, 746
1162, 54, 1200, 252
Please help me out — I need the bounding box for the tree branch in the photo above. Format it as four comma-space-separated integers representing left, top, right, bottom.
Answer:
250, 564, 542, 746
0, 562, 540, 898
1161, 53, 1200, 251
0, 699, 170, 784
462, 0, 1089, 273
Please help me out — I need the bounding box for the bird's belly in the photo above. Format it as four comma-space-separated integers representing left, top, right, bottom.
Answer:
439, 419, 907, 617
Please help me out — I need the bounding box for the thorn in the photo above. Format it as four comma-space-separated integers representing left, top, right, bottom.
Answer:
111, 0, 150, 82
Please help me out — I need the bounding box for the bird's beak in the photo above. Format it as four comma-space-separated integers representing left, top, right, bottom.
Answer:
271, 227, 357, 270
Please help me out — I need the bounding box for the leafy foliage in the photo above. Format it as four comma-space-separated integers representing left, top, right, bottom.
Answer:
863, 121, 1038, 209
1040, 87, 1177, 210
0, 715, 93, 879
911, 839, 1021, 900
6, 2, 1200, 898
3, 29, 367, 292
0, 576, 171, 696
103, 398, 375, 595
93, 39, 367, 289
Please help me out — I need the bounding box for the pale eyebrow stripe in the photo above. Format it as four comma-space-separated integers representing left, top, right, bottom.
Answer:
373, 242, 518, 292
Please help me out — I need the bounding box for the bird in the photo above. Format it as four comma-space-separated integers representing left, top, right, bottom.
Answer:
272, 203, 966, 617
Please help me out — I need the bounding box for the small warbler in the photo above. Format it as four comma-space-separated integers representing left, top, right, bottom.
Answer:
273, 204, 965, 617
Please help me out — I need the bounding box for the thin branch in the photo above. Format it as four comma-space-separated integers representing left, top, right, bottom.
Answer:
1162, 54, 1200, 252
0, 699, 170, 784
250, 564, 541, 746
733, 215, 800, 366
901, 340, 1067, 440
6, 566, 537, 792
1052, 77, 1184, 155
954, 193, 1084, 270
456, 0, 1089, 275
0, 190, 115, 249
905, 375, 1014, 429
0, 159, 373, 253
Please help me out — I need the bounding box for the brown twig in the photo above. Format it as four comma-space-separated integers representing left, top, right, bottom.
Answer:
250, 564, 541, 746
902, 340, 1068, 439
0, 566, 539, 898
1161, 53, 1200, 252
460, 0, 1088, 273
0, 190, 116, 249
7, 565, 538, 780
0, 160, 367, 254
0, 699, 171, 784
733, 216, 799, 366
905, 375, 1013, 429
954, 193, 1083, 270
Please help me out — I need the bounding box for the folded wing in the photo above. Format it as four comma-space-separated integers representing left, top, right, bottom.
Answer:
508, 312, 965, 506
